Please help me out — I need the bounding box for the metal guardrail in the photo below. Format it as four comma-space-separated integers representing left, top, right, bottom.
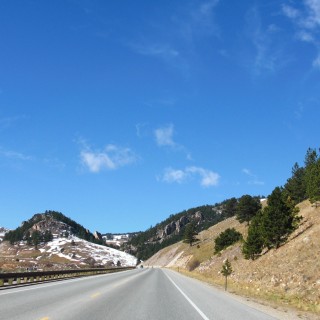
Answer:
0, 267, 135, 287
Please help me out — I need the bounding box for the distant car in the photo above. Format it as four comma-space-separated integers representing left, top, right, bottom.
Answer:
140, 265, 143, 268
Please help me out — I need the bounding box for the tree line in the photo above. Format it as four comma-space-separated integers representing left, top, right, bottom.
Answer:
192, 147, 320, 260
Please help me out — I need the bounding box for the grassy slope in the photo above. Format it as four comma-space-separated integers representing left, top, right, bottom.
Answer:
145, 200, 320, 315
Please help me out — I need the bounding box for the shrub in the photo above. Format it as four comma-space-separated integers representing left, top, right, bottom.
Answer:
214, 228, 242, 253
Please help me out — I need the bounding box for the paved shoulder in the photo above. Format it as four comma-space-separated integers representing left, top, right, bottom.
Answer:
162, 268, 277, 320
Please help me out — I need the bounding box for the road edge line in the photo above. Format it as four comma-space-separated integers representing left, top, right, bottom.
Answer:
164, 271, 210, 320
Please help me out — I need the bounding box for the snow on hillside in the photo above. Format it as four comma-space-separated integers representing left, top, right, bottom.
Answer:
39, 235, 137, 267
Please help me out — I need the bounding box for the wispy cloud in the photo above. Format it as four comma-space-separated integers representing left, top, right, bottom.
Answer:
159, 166, 220, 187
131, 43, 179, 60
245, 6, 287, 76
0, 148, 32, 161
242, 168, 264, 185
154, 124, 192, 160
161, 168, 188, 184
80, 141, 138, 173
282, 0, 320, 69
174, 0, 220, 42
128, 0, 220, 76
154, 124, 175, 147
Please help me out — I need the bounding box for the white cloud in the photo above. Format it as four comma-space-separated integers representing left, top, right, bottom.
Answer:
297, 30, 315, 42
133, 43, 179, 59
242, 168, 264, 185
154, 124, 175, 147
162, 168, 188, 184
0, 148, 32, 161
282, 4, 300, 19
242, 168, 252, 176
283, 0, 320, 69
246, 7, 285, 75
80, 144, 137, 173
186, 166, 220, 187
178, 0, 220, 41
154, 124, 193, 160
303, 0, 320, 29
159, 166, 220, 187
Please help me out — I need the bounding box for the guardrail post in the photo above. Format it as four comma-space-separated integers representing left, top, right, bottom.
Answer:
0, 279, 3, 286
17, 277, 21, 284
8, 278, 13, 285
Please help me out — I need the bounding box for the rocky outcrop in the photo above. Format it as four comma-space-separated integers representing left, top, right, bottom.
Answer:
31, 217, 71, 236
94, 231, 102, 240
155, 211, 204, 242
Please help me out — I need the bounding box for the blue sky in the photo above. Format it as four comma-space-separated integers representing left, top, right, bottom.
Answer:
1, 0, 320, 233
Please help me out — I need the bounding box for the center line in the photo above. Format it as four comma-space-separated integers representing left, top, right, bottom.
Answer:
165, 272, 210, 320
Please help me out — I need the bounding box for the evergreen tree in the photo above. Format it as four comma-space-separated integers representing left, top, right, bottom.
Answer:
221, 259, 232, 291
242, 212, 264, 260
214, 228, 242, 253
284, 162, 307, 204
304, 149, 320, 206
183, 223, 198, 247
236, 195, 261, 225
262, 187, 299, 249
223, 198, 238, 217
304, 148, 318, 168
32, 230, 41, 249
44, 230, 53, 242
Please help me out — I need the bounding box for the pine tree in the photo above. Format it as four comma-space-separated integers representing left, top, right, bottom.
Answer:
284, 162, 306, 204
223, 197, 238, 217
236, 195, 261, 225
304, 150, 320, 206
262, 187, 298, 249
214, 228, 242, 253
31, 230, 41, 249
221, 259, 232, 291
242, 213, 264, 260
183, 223, 198, 247
44, 230, 53, 242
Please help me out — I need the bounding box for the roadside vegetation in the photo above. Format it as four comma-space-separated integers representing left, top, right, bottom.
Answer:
145, 146, 320, 316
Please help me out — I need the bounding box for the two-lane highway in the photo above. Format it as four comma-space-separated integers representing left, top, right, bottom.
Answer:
0, 268, 278, 320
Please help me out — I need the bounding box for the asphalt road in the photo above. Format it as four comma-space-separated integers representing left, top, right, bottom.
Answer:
0, 268, 278, 320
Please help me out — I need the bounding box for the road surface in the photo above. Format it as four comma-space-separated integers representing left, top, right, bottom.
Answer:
0, 268, 278, 320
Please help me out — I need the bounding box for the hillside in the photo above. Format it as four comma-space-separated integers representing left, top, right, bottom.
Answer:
125, 199, 259, 260
145, 200, 320, 315
0, 211, 137, 271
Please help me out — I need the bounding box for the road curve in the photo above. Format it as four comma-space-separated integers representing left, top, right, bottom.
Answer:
0, 268, 278, 320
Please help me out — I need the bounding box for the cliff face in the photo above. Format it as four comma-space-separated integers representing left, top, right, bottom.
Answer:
31, 216, 72, 236
156, 211, 204, 241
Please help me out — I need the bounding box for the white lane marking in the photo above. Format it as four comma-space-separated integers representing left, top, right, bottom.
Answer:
164, 272, 210, 320
0, 269, 137, 296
